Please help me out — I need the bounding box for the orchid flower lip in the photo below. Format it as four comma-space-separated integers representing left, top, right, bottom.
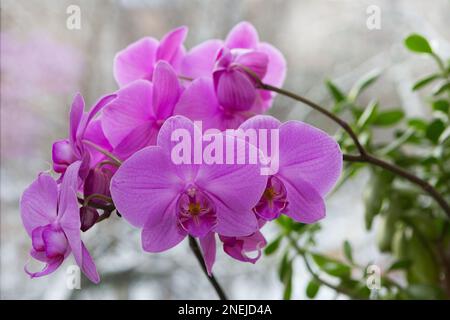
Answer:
176, 185, 217, 238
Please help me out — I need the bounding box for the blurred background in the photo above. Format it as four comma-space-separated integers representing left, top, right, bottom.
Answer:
1, 0, 449, 299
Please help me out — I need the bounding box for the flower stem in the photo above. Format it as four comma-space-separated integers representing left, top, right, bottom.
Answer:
260, 83, 450, 218
188, 236, 228, 300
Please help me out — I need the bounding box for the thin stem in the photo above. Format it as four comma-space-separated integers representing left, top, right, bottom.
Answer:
83, 193, 113, 207
344, 153, 450, 216
286, 235, 363, 299
260, 82, 450, 218
188, 236, 228, 300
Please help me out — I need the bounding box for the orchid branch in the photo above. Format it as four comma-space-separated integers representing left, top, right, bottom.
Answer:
188, 236, 228, 300
259, 83, 450, 218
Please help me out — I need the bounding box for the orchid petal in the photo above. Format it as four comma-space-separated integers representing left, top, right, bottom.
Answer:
69, 93, 85, 150
181, 39, 223, 78
24, 255, 64, 278
152, 61, 181, 119
199, 232, 216, 275
225, 21, 259, 49
58, 161, 83, 265
102, 80, 154, 148
235, 51, 268, 80
280, 175, 326, 223
113, 122, 159, 160
20, 173, 58, 236
110, 146, 184, 228
278, 121, 342, 196
216, 70, 256, 111
81, 242, 100, 283
156, 26, 188, 65
141, 199, 187, 252
173, 77, 224, 130
114, 37, 158, 87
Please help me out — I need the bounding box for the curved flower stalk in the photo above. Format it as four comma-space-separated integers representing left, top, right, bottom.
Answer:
20, 161, 99, 283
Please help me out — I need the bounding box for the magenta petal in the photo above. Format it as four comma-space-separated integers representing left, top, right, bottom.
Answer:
280, 175, 326, 223
20, 173, 58, 236
157, 26, 188, 64
114, 37, 158, 87
225, 21, 259, 49
216, 70, 257, 111
199, 232, 216, 275
31, 226, 46, 251
221, 231, 266, 263
181, 39, 223, 78
278, 121, 343, 196
42, 226, 69, 258
235, 51, 269, 80
83, 118, 113, 166
52, 139, 76, 174
141, 199, 187, 252
80, 207, 99, 232
77, 94, 118, 141
173, 77, 224, 130
239, 114, 281, 131
102, 80, 154, 148
69, 93, 85, 149
258, 42, 287, 88
58, 162, 83, 264
80, 242, 100, 283
195, 137, 267, 236
152, 61, 181, 119
110, 146, 184, 227
113, 122, 159, 160
25, 256, 64, 278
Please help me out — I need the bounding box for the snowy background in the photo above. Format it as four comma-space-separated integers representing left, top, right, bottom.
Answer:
1, 0, 449, 299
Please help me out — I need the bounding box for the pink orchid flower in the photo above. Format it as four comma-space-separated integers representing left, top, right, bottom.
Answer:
114, 26, 187, 87
110, 116, 268, 268
102, 61, 182, 160
20, 161, 99, 283
176, 22, 286, 130
52, 93, 116, 179
239, 115, 343, 222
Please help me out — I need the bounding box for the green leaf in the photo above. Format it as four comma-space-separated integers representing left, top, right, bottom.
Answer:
425, 119, 446, 143
311, 254, 351, 278
407, 118, 428, 132
279, 253, 293, 300
412, 74, 441, 91
356, 100, 379, 129
278, 252, 291, 282
387, 259, 412, 272
433, 82, 450, 96
432, 99, 449, 114
265, 236, 282, 256
306, 279, 320, 299
283, 270, 293, 300
404, 34, 433, 54
325, 79, 346, 103
343, 240, 353, 263
348, 69, 380, 101
373, 109, 404, 126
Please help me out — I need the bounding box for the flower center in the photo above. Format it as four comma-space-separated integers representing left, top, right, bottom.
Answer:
253, 175, 288, 221
177, 187, 217, 237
